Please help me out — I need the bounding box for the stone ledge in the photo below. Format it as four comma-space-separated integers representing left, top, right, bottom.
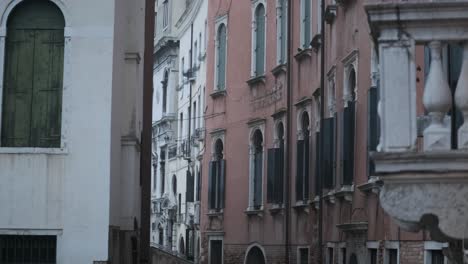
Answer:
246, 75, 266, 86
357, 177, 383, 194
336, 222, 368, 233
334, 185, 354, 202
292, 201, 310, 214
210, 89, 227, 99
271, 64, 287, 77
244, 208, 264, 218
294, 48, 312, 61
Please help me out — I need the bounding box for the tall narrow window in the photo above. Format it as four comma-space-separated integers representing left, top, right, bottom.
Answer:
252, 130, 264, 209
172, 175, 177, 195
277, 0, 287, 64
180, 112, 184, 139
1, 1, 65, 148
193, 101, 197, 130
186, 170, 194, 202
162, 70, 169, 113
254, 4, 266, 76
267, 122, 284, 204
162, 0, 169, 29
301, 0, 311, 48
216, 24, 227, 90
342, 68, 356, 185
296, 113, 310, 201
209, 139, 225, 210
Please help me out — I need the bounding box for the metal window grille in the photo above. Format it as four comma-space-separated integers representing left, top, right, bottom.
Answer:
0, 235, 57, 264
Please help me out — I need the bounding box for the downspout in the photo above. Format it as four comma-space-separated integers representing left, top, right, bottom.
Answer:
141, 0, 155, 262
317, 0, 326, 262
285, 0, 292, 263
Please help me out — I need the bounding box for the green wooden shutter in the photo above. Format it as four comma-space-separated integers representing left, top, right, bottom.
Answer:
314, 132, 320, 194
367, 88, 379, 178
296, 140, 304, 201
219, 159, 226, 209
30, 29, 64, 148
323, 118, 335, 188
208, 161, 217, 209
255, 5, 265, 76
217, 25, 226, 90
343, 102, 355, 185
186, 170, 194, 202
304, 136, 310, 200
267, 148, 276, 203
1, 29, 35, 147
275, 146, 284, 203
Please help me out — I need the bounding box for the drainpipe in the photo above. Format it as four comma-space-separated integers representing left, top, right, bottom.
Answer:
285, 0, 292, 263
141, 0, 155, 262
317, 0, 326, 262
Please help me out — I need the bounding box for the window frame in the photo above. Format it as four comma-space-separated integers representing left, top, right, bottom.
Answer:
250, 0, 267, 77
276, 0, 288, 65
208, 236, 224, 264
296, 107, 312, 202
300, 0, 312, 49
298, 246, 310, 264
384, 241, 400, 264
424, 241, 448, 264
248, 121, 265, 211
0, 0, 70, 154
214, 15, 228, 91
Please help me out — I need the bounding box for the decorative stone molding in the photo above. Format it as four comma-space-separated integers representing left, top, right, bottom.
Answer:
244, 207, 264, 218
271, 63, 287, 77
246, 75, 266, 86
336, 222, 368, 234
357, 177, 382, 194
324, 190, 336, 205
294, 48, 312, 61
334, 185, 354, 202
456, 42, 468, 149
292, 201, 310, 214
373, 151, 468, 241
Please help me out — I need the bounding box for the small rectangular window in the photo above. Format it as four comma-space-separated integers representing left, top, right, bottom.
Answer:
369, 248, 377, 264
0, 235, 57, 263
328, 247, 334, 264
388, 249, 398, 264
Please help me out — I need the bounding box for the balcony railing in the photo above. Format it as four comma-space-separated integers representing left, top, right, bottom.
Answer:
367, 1, 468, 262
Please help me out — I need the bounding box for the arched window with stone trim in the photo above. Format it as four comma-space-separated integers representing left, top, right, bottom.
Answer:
251, 129, 264, 209
208, 138, 225, 210
1, 0, 65, 148
296, 112, 310, 202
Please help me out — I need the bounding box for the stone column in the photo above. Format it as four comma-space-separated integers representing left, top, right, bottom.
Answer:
423, 41, 452, 151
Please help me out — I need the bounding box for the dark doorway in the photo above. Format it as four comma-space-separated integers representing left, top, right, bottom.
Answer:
246, 246, 266, 264
210, 240, 222, 264
349, 253, 358, 264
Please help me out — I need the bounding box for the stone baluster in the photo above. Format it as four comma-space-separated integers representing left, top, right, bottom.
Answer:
455, 42, 468, 149
423, 41, 452, 151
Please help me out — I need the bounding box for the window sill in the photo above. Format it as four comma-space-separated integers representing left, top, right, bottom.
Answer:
334, 185, 354, 202
210, 89, 227, 99
244, 207, 264, 217
268, 203, 285, 215
357, 176, 383, 194
323, 190, 336, 205
246, 75, 266, 86
271, 63, 287, 77
292, 201, 310, 214
294, 48, 312, 61
0, 147, 68, 155
207, 209, 224, 220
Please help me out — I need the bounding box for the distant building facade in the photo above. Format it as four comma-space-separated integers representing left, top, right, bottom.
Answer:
151, 0, 207, 262
0, 0, 150, 263
200, 0, 450, 264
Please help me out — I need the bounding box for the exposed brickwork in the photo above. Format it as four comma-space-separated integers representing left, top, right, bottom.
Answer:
399, 241, 424, 264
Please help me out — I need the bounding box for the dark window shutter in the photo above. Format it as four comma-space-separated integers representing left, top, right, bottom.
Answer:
304, 137, 310, 200
30, 29, 64, 148
343, 102, 355, 185
217, 25, 226, 90
296, 140, 305, 201
367, 88, 379, 178
196, 165, 202, 201
186, 170, 194, 202
315, 132, 321, 194
267, 148, 276, 203
323, 118, 335, 188
1, 30, 35, 147
208, 161, 217, 209
253, 152, 263, 208
219, 159, 226, 209
276, 147, 284, 203
255, 5, 266, 76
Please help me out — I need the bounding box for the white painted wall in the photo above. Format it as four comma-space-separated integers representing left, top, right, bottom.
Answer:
0, 0, 147, 263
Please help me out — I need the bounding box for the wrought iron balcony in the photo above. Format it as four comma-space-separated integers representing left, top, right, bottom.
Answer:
367, 1, 468, 261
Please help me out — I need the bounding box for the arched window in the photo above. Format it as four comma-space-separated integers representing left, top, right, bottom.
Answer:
254, 4, 266, 76
296, 112, 310, 202
1, 0, 65, 148
209, 138, 225, 210
251, 129, 263, 209
216, 24, 227, 90
162, 70, 169, 113
245, 246, 266, 264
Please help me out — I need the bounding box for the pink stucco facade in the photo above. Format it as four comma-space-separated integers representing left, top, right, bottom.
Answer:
200, 0, 431, 263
